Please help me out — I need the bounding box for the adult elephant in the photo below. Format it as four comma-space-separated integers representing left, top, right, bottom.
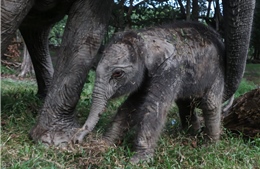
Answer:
1, 0, 113, 145
1, 0, 112, 98
1, 0, 255, 146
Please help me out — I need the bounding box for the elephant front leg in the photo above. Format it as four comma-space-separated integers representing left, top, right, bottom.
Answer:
130, 87, 173, 164
29, 0, 113, 146
20, 25, 54, 98
201, 82, 223, 141
103, 91, 145, 146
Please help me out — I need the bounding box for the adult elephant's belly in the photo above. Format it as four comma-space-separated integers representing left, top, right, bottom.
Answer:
21, 0, 75, 27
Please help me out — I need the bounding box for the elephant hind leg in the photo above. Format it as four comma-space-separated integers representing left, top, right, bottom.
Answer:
176, 99, 201, 135
1, 0, 34, 54
20, 25, 54, 98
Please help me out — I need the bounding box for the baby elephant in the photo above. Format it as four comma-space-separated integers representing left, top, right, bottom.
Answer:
73, 22, 225, 163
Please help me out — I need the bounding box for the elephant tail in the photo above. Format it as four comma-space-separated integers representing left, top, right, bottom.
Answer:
223, 0, 255, 100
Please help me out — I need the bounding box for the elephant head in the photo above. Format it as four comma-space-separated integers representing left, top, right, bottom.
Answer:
75, 32, 146, 138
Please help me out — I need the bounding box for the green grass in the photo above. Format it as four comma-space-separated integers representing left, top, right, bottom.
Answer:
1, 68, 259, 168
244, 64, 260, 85
235, 79, 257, 97
1, 64, 17, 75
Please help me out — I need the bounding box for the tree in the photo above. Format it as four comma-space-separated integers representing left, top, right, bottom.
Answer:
18, 42, 34, 77
192, 0, 199, 21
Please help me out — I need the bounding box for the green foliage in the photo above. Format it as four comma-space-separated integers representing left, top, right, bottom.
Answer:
129, 3, 179, 28
235, 79, 257, 98
244, 63, 260, 85
48, 16, 68, 46
77, 70, 96, 110
107, 1, 181, 42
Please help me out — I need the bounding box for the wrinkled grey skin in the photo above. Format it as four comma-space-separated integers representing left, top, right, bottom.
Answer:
1, 0, 113, 99
2, 0, 71, 98
1, 0, 113, 145
72, 22, 225, 162
1, 0, 255, 150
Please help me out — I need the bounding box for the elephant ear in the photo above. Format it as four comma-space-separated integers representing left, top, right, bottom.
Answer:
142, 35, 176, 76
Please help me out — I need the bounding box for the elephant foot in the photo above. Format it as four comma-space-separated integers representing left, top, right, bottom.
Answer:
182, 116, 203, 136
129, 151, 153, 164
188, 121, 202, 136
204, 133, 220, 142
29, 122, 80, 147
204, 126, 221, 142
70, 128, 91, 144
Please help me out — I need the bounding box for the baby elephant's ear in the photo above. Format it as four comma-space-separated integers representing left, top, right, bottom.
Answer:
142, 36, 175, 76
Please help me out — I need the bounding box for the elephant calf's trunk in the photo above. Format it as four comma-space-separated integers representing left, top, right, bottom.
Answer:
72, 98, 107, 144
82, 95, 107, 132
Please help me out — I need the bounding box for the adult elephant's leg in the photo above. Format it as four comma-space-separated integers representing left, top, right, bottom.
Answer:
1, 0, 34, 54
20, 25, 54, 98
29, 0, 113, 146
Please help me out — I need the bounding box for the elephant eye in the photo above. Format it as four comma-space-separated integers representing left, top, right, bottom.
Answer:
112, 70, 124, 79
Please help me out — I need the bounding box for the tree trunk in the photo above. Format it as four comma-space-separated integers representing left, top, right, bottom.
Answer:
18, 43, 34, 77
206, 0, 212, 18
192, 0, 199, 21
214, 0, 220, 31
223, 88, 260, 138
186, 0, 191, 21
177, 0, 186, 19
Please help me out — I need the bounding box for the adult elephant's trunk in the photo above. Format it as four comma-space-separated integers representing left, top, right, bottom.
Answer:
223, 0, 255, 100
